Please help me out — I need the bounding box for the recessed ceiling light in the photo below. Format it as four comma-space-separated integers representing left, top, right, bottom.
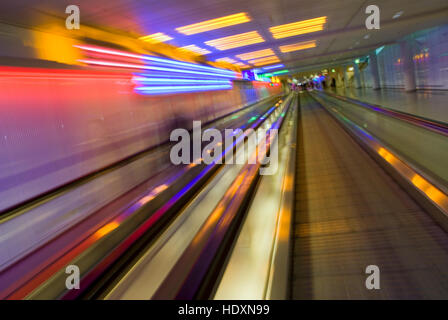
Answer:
236, 49, 275, 61
270, 16, 327, 39
176, 13, 251, 35
263, 64, 285, 70
215, 57, 238, 64
234, 62, 250, 68
178, 45, 211, 55
248, 55, 281, 66
205, 31, 265, 50
364, 34, 370, 39
393, 11, 404, 19
279, 40, 316, 53
139, 32, 173, 43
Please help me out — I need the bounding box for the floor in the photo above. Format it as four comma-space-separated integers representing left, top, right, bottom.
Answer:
291, 93, 448, 299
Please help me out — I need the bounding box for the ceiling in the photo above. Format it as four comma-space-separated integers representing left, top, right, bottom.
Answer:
1, 0, 448, 72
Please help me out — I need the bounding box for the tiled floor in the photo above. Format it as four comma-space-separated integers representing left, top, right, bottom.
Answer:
328, 87, 448, 123
292, 94, 448, 299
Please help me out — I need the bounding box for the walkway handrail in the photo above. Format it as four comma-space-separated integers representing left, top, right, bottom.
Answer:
320, 90, 448, 138
152, 95, 294, 299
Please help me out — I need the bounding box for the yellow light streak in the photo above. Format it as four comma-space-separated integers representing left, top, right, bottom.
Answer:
236, 48, 275, 61
178, 44, 211, 55
139, 32, 173, 43
205, 31, 264, 51
279, 40, 316, 53
411, 174, 446, 205
270, 16, 326, 39
94, 222, 120, 239
216, 57, 237, 64
234, 62, 250, 68
176, 13, 251, 35
248, 56, 280, 66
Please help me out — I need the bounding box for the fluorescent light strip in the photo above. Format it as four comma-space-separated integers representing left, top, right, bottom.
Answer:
272, 25, 323, 39
270, 16, 326, 39
253, 60, 281, 67
78, 59, 237, 79
75, 45, 236, 77
210, 38, 263, 50
176, 13, 250, 35
234, 62, 250, 68
270, 16, 327, 33
205, 31, 264, 50
139, 32, 173, 43
76, 45, 239, 95
248, 56, 280, 66
133, 76, 231, 85
262, 64, 284, 70
137, 72, 230, 80
216, 57, 238, 64
146, 57, 236, 76
135, 84, 232, 95
279, 40, 316, 53
272, 69, 289, 75
236, 49, 275, 61
254, 60, 280, 67
75, 44, 142, 59
207, 32, 261, 45
179, 45, 211, 55
392, 11, 404, 19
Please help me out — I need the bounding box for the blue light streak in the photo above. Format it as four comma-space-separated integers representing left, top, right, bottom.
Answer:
262, 64, 285, 71
75, 44, 241, 95
133, 77, 232, 85
135, 84, 232, 95
142, 55, 237, 77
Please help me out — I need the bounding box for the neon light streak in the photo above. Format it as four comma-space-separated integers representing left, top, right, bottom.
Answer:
75, 45, 237, 77
136, 72, 230, 80
263, 64, 284, 70
272, 69, 289, 75
132, 77, 232, 85
139, 32, 173, 43
135, 84, 232, 94
176, 13, 251, 35
75, 44, 241, 95
78, 59, 237, 79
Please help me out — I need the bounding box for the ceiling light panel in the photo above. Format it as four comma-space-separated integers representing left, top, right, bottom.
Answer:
392, 11, 404, 19
262, 64, 284, 70
236, 48, 275, 61
216, 57, 238, 64
279, 40, 316, 53
139, 32, 173, 43
270, 16, 327, 39
179, 45, 211, 55
248, 55, 281, 66
176, 13, 251, 35
205, 31, 265, 51
234, 62, 250, 68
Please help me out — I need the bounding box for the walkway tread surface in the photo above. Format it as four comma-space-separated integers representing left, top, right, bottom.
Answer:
292, 94, 448, 299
